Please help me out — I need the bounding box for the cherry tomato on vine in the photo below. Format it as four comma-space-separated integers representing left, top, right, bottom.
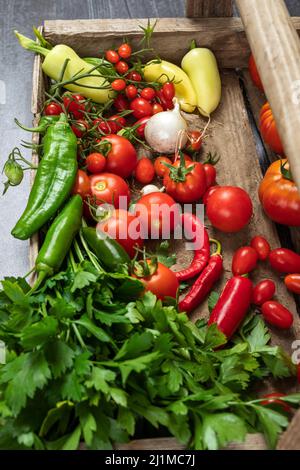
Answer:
141, 87, 156, 101
135, 158, 155, 184
250, 235, 270, 261
105, 49, 119, 64
125, 84, 138, 100
154, 156, 172, 178
232, 246, 258, 276
126, 71, 142, 82
72, 169, 91, 199
162, 82, 175, 101
134, 116, 151, 139
185, 130, 202, 154
252, 279, 276, 306
133, 260, 179, 300
90, 173, 130, 209
86, 153, 106, 174
203, 164, 216, 188
44, 102, 63, 116
152, 103, 164, 114
93, 118, 118, 135
111, 79, 126, 91
113, 94, 130, 111
118, 43, 132, 59
130, 97, 153, 119
284, 273, 300, 294
110, 114, 126, 130
115, 60, 129, 75
63, 93, 86, 119
261, 301, 294, 329
261, 393, 291, 413
71, 120, 89, 138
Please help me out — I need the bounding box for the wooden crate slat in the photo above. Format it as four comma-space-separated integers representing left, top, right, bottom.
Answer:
186, 0, 233, 18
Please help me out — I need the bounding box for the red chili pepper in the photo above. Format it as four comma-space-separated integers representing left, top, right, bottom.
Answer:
179, 239, 223, 314
269, 248, 300, 274
260, 393, 291, 413
208, 276, 253, 340
175, 212, 210, 281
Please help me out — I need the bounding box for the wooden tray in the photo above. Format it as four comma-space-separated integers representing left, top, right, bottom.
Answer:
28, 0, 300, 450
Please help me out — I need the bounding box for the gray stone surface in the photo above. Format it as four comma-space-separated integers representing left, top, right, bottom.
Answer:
0, 0, 299, 278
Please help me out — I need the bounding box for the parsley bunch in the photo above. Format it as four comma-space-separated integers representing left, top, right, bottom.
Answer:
0, 260, 299, 450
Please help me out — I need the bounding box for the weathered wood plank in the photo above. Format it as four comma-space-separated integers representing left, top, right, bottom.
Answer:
186, 0, 233, 18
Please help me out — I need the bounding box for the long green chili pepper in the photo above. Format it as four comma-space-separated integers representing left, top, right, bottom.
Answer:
82, 227, 130, 272
12, 113, 77, 240
15, 115, 60, 134
30, 195, 83, 293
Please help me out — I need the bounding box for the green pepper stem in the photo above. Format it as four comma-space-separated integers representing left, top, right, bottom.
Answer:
209, 238, 222, 256
15, 31, 50, 57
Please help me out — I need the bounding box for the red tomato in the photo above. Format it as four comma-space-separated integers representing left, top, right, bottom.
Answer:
134, 116, 151, 139
163, 160, 207, 203
141, 87, 156, 101
284, 273, 300, 294
71, 120, 89, 138
252, 279, 276, 306
261, 393, 291, 413
269, 248, 300, 274
135, 192, 180, 238
185, 130, 202, 154
118, 43, 132, 59
113, 95, 130, 112
232, 246, 258, 275
126, 71, 142, 82
203, 163, 216, 188
250, 235, 270, 260
156, 89, 173, 110
206, 186, 253, 233
135, 158, 155, 184
86, 153, 106, 174
202, 185, 219, 205
130, 97, 153, 119
125, 84, 138, 100
93, 118, 118, 135
154, 156, 172, 178
115, 60, 129, 75
105, 50, 119, 64
133, 260, 179, 300
90, 173, 130, 209
152, 103, 164, 114
260, 102, 284, 154
248, 54, 264, 91
44, 102, 63, 116
162, 82, 175, 101
111, 79, 126, 91
63, 93, 86, 119
99, 134, 137, 178
261, 301, 294, 329
72, 170, 91, 199
97, 209, 143, 258
109, 114, 126, 130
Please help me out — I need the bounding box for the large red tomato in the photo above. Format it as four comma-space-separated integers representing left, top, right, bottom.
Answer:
206, 186, 253, 233
97, 209, 143, 258
163, 157, 207, 203
134, 192, 180, 238
90, 173, 130, 209
259, 102, 284, 154
133, 260, 179, 300
99, 135, 137, 178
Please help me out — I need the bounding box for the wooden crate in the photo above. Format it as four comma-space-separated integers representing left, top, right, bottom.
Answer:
29, 0, 300, 450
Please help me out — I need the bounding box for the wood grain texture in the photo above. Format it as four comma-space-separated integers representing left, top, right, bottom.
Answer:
277, 408, 300, 449
236, 0, 300, 193
186, 0, 233, 17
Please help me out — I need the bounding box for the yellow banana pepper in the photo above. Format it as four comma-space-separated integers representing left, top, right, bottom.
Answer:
143, 60, 197, 113
181, 47, 221, 117
15, 31, 113, 104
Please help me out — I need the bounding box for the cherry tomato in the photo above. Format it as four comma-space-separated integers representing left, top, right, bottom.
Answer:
105, 50, 119, 64
44, 102, 63, 116
135, 158, 155, 184
269, 248, 300, 274
252, 279, 276, 306
134, 116, 151, 139
163, 160, 207, 203
152, 103, 164, 114
133, 260, 179, 300
130, 97, 153, 119
261, 301, 294, 329
99, 134, 137, 178
93, 118, 118, 135
203, 163, 216, 188
141, 87, 156, 101
115, 60, 129, 75
154, 156, 172, 178
206, 186, 253, 233
156, 90, 173, 110
162, 82, 175, 101
232, 246, 258, 276
261, 393, 291, 413
111, 79, 126, 92
72, 169, 91, 199
86, 153, 106, 174
125, 84, 138, 100
284, 273, 300, 294
90, 173, 130, 209
135, 192, 180, 238
118, 43, 132, 59
248, 54, 264, 92
63, 93, 86, 119
113, 94, 130, 112
71, 120, 89, 138
126, 71, 142, 82
185, 130, 202, 154
250, 235, 270, 261
97, 209, 143, 258
109, 114, 126, 130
